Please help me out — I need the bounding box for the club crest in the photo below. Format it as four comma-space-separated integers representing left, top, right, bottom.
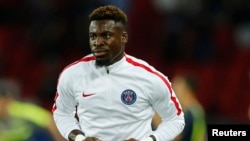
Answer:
121, 89, 137, 105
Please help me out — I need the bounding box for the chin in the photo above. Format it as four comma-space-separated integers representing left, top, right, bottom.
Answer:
95, 59, 110, 67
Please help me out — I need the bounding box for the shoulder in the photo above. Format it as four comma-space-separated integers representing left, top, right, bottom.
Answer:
55, 54, 95, 88
125, 55, 156, 72
125, 55, 150, 66
125, 54, 172, 93
64, 54, 95, 71
125, 55, 167, 80
59, 54, 95, 77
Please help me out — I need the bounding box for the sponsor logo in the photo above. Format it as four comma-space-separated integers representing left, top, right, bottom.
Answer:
82, 93, 95, 97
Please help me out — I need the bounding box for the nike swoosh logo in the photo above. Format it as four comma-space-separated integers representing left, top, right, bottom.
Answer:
82, 93, 95, 97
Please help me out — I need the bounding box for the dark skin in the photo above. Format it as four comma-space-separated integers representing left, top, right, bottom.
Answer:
89, 20, 128, 67
69, 20, 133, 141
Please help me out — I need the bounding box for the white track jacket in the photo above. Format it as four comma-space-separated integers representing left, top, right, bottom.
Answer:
53, 54, 185, 141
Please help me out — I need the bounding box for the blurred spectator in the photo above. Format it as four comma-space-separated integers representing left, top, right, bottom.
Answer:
152, 73, 207, 141
172, 73, 207, 141
248, 70, 250, 120
0, 79, 65, 141
153, 0, 202, 14
98, 0, 131, 13
234, 23, 250, 50
249, 105, 250, 120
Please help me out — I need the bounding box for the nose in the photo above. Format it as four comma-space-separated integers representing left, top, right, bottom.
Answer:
94, 37, 104, 46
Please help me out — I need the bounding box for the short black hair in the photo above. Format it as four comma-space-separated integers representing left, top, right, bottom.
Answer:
89, 5, 128, 25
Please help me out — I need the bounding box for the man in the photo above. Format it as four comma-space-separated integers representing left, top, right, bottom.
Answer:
171, 74, 206, 141
152, 74, 207, 141
0, 79, 65, 141
52, 5, 185, 141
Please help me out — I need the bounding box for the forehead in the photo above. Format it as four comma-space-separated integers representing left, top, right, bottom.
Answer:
89, 20, 122, 33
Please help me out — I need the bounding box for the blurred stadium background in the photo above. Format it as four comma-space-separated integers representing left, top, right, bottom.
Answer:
0, 0, 249, 124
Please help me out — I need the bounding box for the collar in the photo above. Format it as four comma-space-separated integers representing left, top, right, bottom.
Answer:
105, 55, 126, 73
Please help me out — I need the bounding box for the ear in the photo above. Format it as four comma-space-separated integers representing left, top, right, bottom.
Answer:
122, 32, 128, 43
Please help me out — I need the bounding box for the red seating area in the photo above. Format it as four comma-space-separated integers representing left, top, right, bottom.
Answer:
1, 0, 249, 123
125, 0, 250, 123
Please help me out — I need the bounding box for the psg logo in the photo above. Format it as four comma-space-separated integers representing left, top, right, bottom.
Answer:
121, 89, 137, 105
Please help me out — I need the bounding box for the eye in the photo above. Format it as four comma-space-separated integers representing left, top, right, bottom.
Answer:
104, 33, 111, 39
89, 34, 96, 40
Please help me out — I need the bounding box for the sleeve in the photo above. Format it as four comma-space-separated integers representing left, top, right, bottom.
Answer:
150, 75, 185, 141
52, 69, 81, 139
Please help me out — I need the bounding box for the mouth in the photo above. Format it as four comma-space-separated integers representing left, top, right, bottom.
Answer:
94, 52, 107, 57
93, 50, 108, 58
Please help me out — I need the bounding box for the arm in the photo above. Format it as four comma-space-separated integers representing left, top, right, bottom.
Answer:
52, 70, 82, 139
151, 112, 162, 131
53, 69, 102, 141
46, 114, 67, 141
152, 112, 183, 141
150, 77, 185, 141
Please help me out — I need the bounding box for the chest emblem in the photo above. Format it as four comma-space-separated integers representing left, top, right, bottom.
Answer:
121, 89, 137, 105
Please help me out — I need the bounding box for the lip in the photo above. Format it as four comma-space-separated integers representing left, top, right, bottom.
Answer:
93, 48, 109, 57
94, 51, 107, 57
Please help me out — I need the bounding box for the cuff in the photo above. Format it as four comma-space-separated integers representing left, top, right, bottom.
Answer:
75, 134, 86, 141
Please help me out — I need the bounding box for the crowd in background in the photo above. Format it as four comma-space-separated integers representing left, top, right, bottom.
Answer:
0, 0, 249, 126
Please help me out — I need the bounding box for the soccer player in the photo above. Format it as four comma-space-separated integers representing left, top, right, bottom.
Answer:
52, 5, 185, 141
